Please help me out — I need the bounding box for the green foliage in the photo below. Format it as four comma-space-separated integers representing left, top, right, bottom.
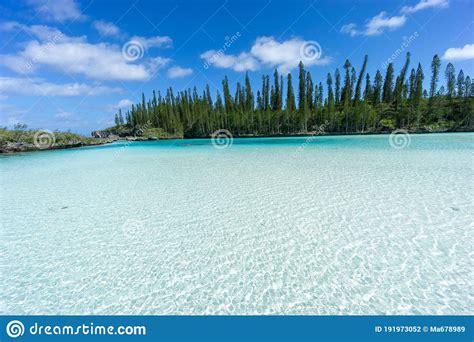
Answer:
0, 128, 102, 147
110, 54, 473, 137
141, 128, 165, 138
379, 118, 396, 130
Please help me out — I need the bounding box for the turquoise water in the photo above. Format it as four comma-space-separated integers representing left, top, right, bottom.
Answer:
1, 133, 473, 314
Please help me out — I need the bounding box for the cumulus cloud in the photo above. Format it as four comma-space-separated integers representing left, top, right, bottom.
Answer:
343, 1, 449, 38
341, 12, 407, 36
250, 37, 330, 71
401, 0, 449, 14
114, 99, 133, 109
201, 36, 330, 73
55, 110, 73, 118
340, 23, 359, 37
201, 50, 259, 72
26, 0, 85, 22
442, 44, 474, 61
130, 35, 172, 49
0, 21, 83, 42
0, 77, 121, 96
365, 12, 407, 36
93, 20, 121, 37
0, 25, 171, 81
167, 66, 193, 78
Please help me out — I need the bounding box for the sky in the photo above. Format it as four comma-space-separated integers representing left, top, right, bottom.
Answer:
0, 0, 473, 134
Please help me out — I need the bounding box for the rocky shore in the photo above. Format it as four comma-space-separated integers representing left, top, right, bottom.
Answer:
0, 134, 119, 154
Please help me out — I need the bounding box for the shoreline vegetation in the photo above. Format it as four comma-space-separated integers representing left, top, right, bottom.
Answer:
2, 53, 473, 153
0, 126, 117, 154
98, 54, 472, 140
1, 125, 472, 154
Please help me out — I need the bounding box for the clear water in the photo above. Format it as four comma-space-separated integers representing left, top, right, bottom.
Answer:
1, 133, 473, 315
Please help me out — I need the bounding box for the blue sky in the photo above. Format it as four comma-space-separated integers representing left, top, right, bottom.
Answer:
0, 0, 473, 134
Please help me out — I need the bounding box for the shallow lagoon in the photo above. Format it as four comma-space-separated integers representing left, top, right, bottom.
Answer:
1, 133, 473, 314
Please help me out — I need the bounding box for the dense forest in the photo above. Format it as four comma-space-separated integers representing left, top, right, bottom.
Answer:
111, 53, 473, 138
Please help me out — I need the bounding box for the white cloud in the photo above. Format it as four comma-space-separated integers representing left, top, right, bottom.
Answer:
55, 110, 73, 118
0, 103, 28, 126
250, 37, 330, 72
0, 21, 84, 42
201, 36, 330, 73
442, 44, 474, 61
0, 77, 121, 96
340, 23, 358, 37
93, 20, 121, 37
365, 12, 407, 36
341, 12, 407, 37
27, 0, 85, 22
167, 66, 193, 78
201, 50, 259, 72
106, 99, 133, 113
0, 25, 171, 81
401, 0, 448, 14
130, 35, 172, 49
114, 99, 133, 109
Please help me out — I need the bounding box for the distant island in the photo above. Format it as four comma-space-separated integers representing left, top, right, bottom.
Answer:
1, 53, 472, 153
97, 53, 473, 139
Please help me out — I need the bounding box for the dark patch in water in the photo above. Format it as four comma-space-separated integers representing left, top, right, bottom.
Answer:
176, 142, 209, 147
450, 207, 460, 211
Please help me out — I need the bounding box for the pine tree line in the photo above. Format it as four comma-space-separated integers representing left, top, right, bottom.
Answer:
113, 53, 473, 137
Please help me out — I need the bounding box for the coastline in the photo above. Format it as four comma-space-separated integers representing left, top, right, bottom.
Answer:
2, 128, 472, 154
0, 137, 118, 154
